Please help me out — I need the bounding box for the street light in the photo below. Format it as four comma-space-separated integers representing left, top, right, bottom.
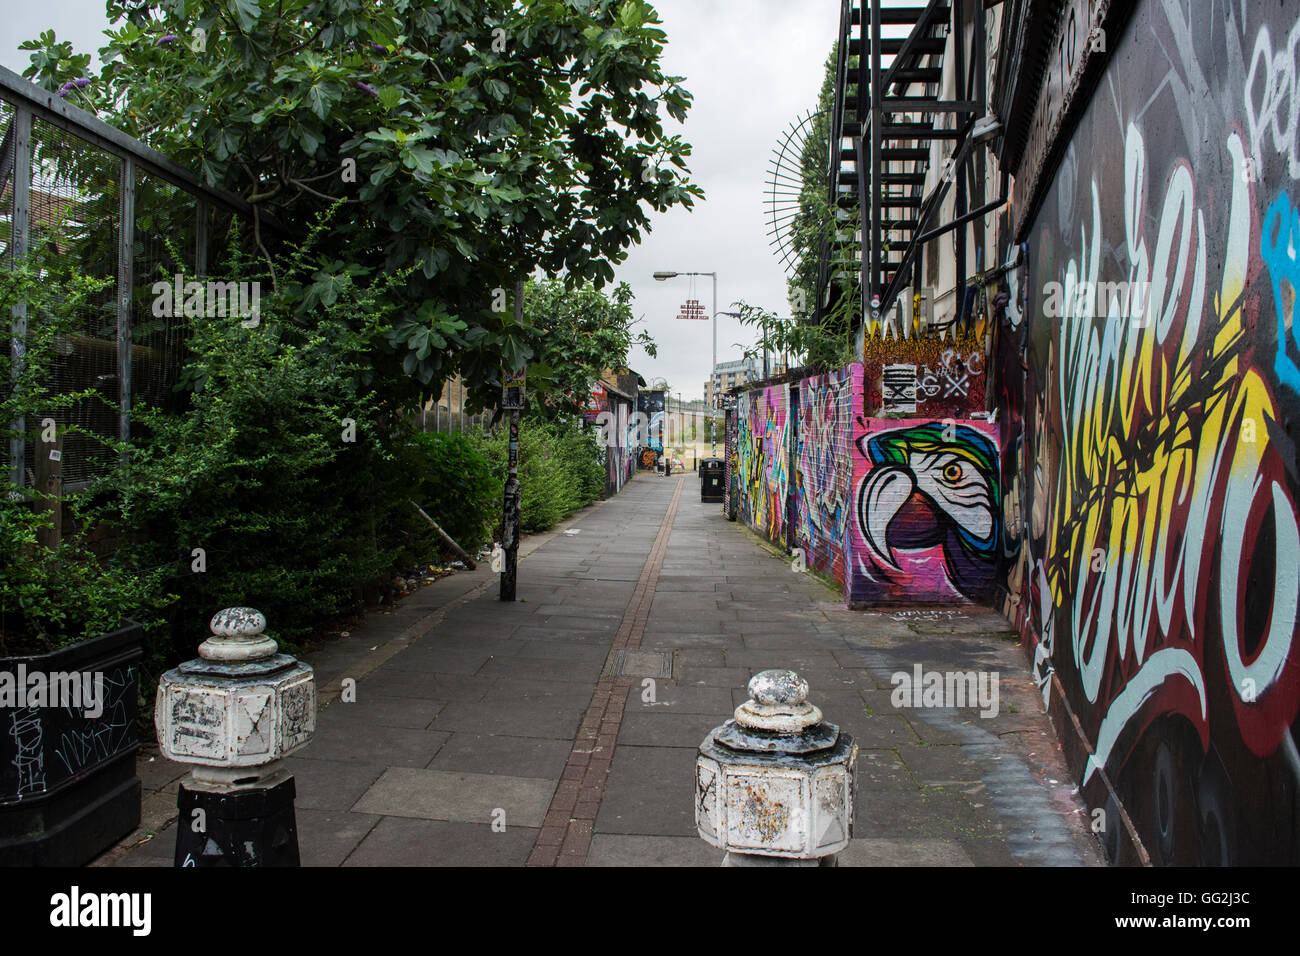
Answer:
655, 269, 718, 452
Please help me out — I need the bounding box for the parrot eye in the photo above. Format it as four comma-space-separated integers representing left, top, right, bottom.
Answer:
942, 462, 964, 483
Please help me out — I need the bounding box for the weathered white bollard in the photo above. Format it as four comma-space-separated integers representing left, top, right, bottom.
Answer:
155, 607, 315, 866
696, 669, 857, 866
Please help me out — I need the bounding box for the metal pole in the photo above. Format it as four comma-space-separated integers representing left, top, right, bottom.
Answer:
870, 0, 882, 311
500, 281, 524, 602
118, 155, 135, 456
8, 107, 30, 487
195, 198, 208, 278
711, 272, 717, 379
953, 0, 968, 329
711, 272, 717, 454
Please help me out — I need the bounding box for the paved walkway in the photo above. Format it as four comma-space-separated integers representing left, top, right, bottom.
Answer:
107, 472, 1104, 867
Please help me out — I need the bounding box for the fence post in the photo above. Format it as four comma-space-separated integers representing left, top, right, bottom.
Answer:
500, 280, 524, 601
117, 155, 135, 454
8, 106, 30, 487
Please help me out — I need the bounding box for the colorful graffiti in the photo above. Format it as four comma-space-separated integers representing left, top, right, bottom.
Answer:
792, 366, 862, 585
598, 400, 631, 497
636, 389, 665, 468
851, 420, 1001, 603
862, 327, 989, 418
728, 367, 999, 606
582, 381, 609, 424
992, 0, 1300, 864
723, 407, 738, 520
735, 384, 792, 545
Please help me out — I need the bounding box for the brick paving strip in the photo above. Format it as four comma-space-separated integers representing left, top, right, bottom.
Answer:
528, 475, 686, 866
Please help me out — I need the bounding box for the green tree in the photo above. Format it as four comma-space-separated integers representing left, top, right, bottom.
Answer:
22, 0, 702, 408
786, 44, 836, 321
730, 298, 854, 374
521, 278, 654, 417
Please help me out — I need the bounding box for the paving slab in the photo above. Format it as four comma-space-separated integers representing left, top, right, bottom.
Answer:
353, 767, 555, 828
429, 733, 573, 778
430, 699, 586, 739
587, 834, 724, 866
594, 745, 699, 837
342, 817, 537, 867
293, 724, 450, 767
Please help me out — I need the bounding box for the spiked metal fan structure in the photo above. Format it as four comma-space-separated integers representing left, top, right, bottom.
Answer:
764, 108, 826, 276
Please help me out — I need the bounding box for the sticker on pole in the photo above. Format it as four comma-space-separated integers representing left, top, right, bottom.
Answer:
502, 367, 526, 409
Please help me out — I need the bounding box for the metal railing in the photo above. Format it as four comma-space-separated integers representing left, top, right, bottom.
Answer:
1, 65, 261, 489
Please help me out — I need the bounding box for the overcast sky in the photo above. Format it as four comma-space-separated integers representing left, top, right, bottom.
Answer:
3, 1, 839, 401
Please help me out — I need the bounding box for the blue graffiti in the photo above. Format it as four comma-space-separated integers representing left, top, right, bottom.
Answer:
1261, 192, 1300, 394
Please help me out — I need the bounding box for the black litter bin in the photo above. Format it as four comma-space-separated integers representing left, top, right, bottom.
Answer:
700, 457, 725, 502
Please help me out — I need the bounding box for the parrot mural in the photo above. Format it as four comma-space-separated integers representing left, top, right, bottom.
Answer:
854, 421, 1001, 602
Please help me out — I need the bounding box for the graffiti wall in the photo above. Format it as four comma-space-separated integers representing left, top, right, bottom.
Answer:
734, 384, 792, 545
993, 0, 1300, 864
636, 389, 665, 469
728, 367, 999, 606
862, 327, 989, 418
723, 407, 738, 520
601, 399, 630, 498
850, 419, 1001, 604
792, 365, 862, 586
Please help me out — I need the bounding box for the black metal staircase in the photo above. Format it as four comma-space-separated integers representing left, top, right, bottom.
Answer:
816, 0, 1001, 334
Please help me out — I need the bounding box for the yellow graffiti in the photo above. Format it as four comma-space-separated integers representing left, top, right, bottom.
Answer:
1047, 125, 1298, 734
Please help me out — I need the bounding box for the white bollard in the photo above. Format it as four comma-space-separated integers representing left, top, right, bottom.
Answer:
696, 669, 857, 866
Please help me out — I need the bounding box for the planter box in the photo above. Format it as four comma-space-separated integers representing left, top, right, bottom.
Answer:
0, 623, 143, 866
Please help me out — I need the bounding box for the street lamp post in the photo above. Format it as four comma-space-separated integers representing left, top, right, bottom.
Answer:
655, 269, 717, 453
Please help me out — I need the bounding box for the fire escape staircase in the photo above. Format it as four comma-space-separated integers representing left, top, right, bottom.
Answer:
815, 0, 1005, 334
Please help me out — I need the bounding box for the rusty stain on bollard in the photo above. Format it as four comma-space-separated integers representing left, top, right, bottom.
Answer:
742, 782, 792, 843
696, 669, 857, 865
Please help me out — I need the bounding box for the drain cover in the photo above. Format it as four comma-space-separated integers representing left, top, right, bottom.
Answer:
606, 649, 674, 679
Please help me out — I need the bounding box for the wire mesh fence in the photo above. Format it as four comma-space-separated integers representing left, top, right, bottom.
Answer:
1, 66, 259, 490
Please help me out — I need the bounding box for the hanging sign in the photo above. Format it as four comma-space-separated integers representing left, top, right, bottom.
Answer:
675, 299, 709, 320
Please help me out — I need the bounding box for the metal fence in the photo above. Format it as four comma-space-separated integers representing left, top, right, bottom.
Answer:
417, 405, 489, 435
1, 65, 260, 490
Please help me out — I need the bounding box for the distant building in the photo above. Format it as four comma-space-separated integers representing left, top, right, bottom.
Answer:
703, 356, 788, 408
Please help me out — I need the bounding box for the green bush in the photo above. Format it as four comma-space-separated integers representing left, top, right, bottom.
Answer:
0, 257, 173, 655
110, 310, 391, 651
553, 424, 607, 508
102, 226, 423, 655
469, 416, 606, 535
404, 430, 497, 554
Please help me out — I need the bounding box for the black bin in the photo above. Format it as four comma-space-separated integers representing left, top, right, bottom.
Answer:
700, 457, 725, 502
